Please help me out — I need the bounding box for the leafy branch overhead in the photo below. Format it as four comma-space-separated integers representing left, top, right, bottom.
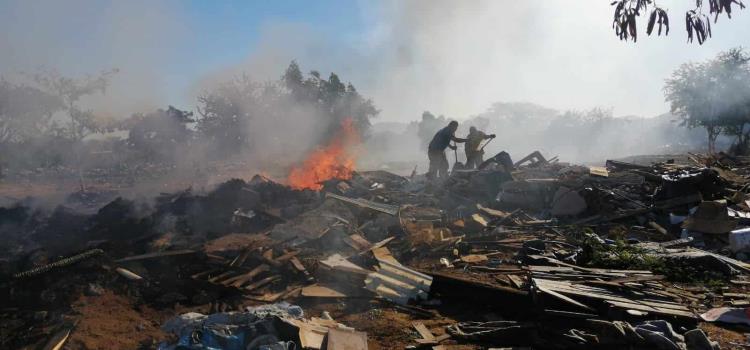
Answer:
611, 0, 745, 44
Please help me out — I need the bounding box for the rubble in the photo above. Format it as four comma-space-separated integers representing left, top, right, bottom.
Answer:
5, 151, 750, 348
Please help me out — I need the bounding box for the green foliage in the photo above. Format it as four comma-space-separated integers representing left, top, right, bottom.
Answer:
580, 235, 728, 284
197, 61, 379, 156
281, 61, 379, 141
0, 79, 63, 145
124, 106, 194, 162
31, 68, 119, 141
665, 48, 750, 153
196, 74, 261, 153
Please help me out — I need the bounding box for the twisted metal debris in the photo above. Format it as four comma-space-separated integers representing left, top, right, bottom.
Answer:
12, 249, 104, 279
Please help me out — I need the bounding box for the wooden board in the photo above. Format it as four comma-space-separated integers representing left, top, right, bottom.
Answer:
348, 234, 373, 251
460, 254, 488, 264
227, 264, 270, 287
589, 166, 609, 178
535, 284, 596, 312
413, 322, 435, 341
301, 284, 348, 298
244, 275, 280, 291
533, 278, 694, 319
476, 204, 509, 218
373, 247, 400, 266
325, 327, 368, 350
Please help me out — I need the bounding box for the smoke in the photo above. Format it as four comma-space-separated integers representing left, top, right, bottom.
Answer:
3, 1, 749, 121
357, 0, 750, 121
192, 1, 749, 122
0, 0, 188, 117
2, 0, 750, 182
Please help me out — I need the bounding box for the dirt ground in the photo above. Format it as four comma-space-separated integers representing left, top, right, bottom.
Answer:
59, 290, 481, 350
68, 291, 170, 350
49, 287, 750, 350
700, 322, 749, 349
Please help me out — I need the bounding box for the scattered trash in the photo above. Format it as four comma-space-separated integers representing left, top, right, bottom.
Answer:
5, 152, 750, 349
701, 307, 750, 326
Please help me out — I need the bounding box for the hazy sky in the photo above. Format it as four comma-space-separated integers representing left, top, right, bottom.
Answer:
1, 0, 749, 121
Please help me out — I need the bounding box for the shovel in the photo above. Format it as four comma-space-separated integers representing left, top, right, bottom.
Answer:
474, 137, 496, 170
479, 137, 494, 152
451, 142, 464, 172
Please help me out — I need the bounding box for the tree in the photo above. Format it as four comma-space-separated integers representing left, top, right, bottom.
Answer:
714, 50, 750, 153
124, 106, 194, 162
0, 79, 63, 146
611, 0, 745, 44
196, 74, 265, 155
339, 83, 379, 139
31, 69, 119, 141
282, 60, 306, 101
279, 61, 378, 142
197, 61, 379, 159
665, 48, 750, 153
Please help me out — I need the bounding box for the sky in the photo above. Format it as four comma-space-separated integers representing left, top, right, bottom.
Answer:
1, 0, 749, 122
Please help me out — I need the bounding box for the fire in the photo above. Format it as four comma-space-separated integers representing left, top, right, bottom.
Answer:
287, 118, 360, 190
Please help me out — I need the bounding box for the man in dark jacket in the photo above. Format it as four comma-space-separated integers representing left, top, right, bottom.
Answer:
427, 121, 466, 179
464, 126, 496, 169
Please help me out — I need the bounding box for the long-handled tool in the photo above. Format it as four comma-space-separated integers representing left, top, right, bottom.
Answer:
474, 137, 498, 170
478, 137, 494, 152
451, 142, 464, 172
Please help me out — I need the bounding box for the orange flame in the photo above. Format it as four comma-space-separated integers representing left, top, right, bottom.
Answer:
287, 118, 360, 190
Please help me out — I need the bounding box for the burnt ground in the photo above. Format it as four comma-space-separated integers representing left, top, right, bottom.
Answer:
3, 154, 750, 349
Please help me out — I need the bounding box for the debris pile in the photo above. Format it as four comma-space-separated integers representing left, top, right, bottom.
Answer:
5, 151, 750, 348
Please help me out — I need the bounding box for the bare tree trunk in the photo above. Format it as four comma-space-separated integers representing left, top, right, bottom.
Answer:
740, 123, 750, 155
707, 125, 718, 154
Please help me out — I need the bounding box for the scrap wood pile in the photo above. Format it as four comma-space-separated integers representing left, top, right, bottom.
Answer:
5, 151, 750, 349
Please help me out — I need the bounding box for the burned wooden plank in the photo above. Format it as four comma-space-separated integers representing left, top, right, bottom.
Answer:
534, 284, 596, 312
228, 264, 271, 288
191, 269, 218, 279
325, 327, 368, 350
424, 270, 530, 311
244, 275, 280, 291
605, 300, 696, 319
289, 256, 314, 282
274, 250, 299, 263
320, 254, 371, 275
543, 309, 600, 319
207, 270, 236, 283
416, 337, 448, 345
722, 293, 750, 299
346, 234, 373, 251
326, 192, 400, 215
507, 274, 524, 289
229, 248, 251, 267
532, 278, 694, 319
413, 322, 435, 342
372, 247, 400, 265
476, 204, 509, 218
301, 284, 349, 298
589, 166, 609, 177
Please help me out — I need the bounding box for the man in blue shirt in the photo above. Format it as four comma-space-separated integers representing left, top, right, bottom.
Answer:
427, 121, 467, 179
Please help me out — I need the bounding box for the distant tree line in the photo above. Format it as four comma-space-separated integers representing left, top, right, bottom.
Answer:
410, 48, 750, 158
0, 61, 379, 174
196, 61, 378, 158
